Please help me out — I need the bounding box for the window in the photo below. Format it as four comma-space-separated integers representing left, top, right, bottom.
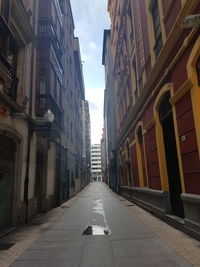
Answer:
127, 2, 134, 43
70, 123, 73, 142
67, 117, 69, 137
50, 67, 56, 98
132, 58, 138, 100
151, 0, 163, 57
39, 72, 46, 108
197, 56, 200, 86
137, 126, 143, 144
39, 22, 47, 35
0, 0, 10, 21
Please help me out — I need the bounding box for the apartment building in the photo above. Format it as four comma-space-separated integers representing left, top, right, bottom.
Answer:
91, 144, 102, 182
0, 0, 90, 232
105, 0, 200, 237
0, 0, 39, 230
102, 29, 117, 191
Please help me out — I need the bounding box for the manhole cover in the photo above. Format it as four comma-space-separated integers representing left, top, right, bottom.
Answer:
0, 243, 14, 250
82, 225, 111, 235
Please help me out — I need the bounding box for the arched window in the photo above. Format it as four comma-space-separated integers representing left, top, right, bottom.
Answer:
197, 56, 200, 86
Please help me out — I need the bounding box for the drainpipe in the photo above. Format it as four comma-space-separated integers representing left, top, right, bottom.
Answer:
24, 0, 37, 224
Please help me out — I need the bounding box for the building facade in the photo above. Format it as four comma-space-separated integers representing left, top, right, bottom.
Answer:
106, 0, 200, 238
0, 0, 90, 232
91, 144, 102, 182
102, 29, 117, 191
83, 100, 91, 185
0, 0, 39, 230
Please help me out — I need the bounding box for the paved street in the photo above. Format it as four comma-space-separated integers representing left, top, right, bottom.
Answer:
9, 182, 199, 267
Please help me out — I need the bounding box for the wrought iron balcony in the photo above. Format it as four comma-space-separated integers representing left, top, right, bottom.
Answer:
37, 93, 64, 128
0, 51, 18, 102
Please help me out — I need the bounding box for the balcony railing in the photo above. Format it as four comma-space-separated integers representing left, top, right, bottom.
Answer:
37, 93, 64, 128
0, 51, 18, 101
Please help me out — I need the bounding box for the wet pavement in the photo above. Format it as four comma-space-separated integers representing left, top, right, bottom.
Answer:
11, 182, 193, 267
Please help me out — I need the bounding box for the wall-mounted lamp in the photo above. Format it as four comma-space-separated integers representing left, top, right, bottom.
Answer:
43, 109, 55, 123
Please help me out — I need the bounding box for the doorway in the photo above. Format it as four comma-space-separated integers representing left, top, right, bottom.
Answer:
159, 92, 184, 218
0, 135, 16, 230
137, 126, 147, 187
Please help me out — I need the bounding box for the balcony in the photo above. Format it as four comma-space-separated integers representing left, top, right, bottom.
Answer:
0, 51, 18, 102
37, 94, 64, 128
38, 18, 63, 56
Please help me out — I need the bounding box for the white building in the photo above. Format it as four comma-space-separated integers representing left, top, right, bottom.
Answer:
91, 144, 102, 182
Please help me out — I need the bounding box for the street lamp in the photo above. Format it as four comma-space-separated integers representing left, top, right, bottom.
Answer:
43, 109, 55, 123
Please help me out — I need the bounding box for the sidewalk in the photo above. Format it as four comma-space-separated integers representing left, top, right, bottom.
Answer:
4, 183, 200, 266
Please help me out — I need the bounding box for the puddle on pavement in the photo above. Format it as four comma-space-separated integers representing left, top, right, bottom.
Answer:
82, 225, 111, 235
83, 199, 111, 235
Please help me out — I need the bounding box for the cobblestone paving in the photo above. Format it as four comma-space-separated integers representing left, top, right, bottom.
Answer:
0, 197, 77, 267
115, 194, 200, 267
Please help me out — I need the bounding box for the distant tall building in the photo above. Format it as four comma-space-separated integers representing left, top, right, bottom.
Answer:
91, 144, 102, 182
83, 100, 91, 184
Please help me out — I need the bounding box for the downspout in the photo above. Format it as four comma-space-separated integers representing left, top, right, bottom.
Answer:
24, 0, 37, 224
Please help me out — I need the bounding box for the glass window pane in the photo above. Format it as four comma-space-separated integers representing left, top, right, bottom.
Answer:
39, 75, 46, 94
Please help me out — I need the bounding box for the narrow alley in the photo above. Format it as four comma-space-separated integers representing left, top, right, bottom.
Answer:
4, 182, 199, 267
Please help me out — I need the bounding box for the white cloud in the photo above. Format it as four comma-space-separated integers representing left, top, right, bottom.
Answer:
89, 42, 98, 51
86, 88, 104, 144
71, 0, 110, 144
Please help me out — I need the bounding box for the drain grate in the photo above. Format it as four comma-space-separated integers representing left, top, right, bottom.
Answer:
127, 204, 135, 206
0, 243, 15, 251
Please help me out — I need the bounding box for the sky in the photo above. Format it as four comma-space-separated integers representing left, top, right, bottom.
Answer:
70, 0, 110, 145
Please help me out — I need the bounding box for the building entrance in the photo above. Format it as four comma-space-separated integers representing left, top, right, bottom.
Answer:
0, 135, 16, 230
159, 92, 184, 218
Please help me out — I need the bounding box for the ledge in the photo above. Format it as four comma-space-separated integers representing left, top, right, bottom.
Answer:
121, 186, 164, 196
181, 193, 200, 204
